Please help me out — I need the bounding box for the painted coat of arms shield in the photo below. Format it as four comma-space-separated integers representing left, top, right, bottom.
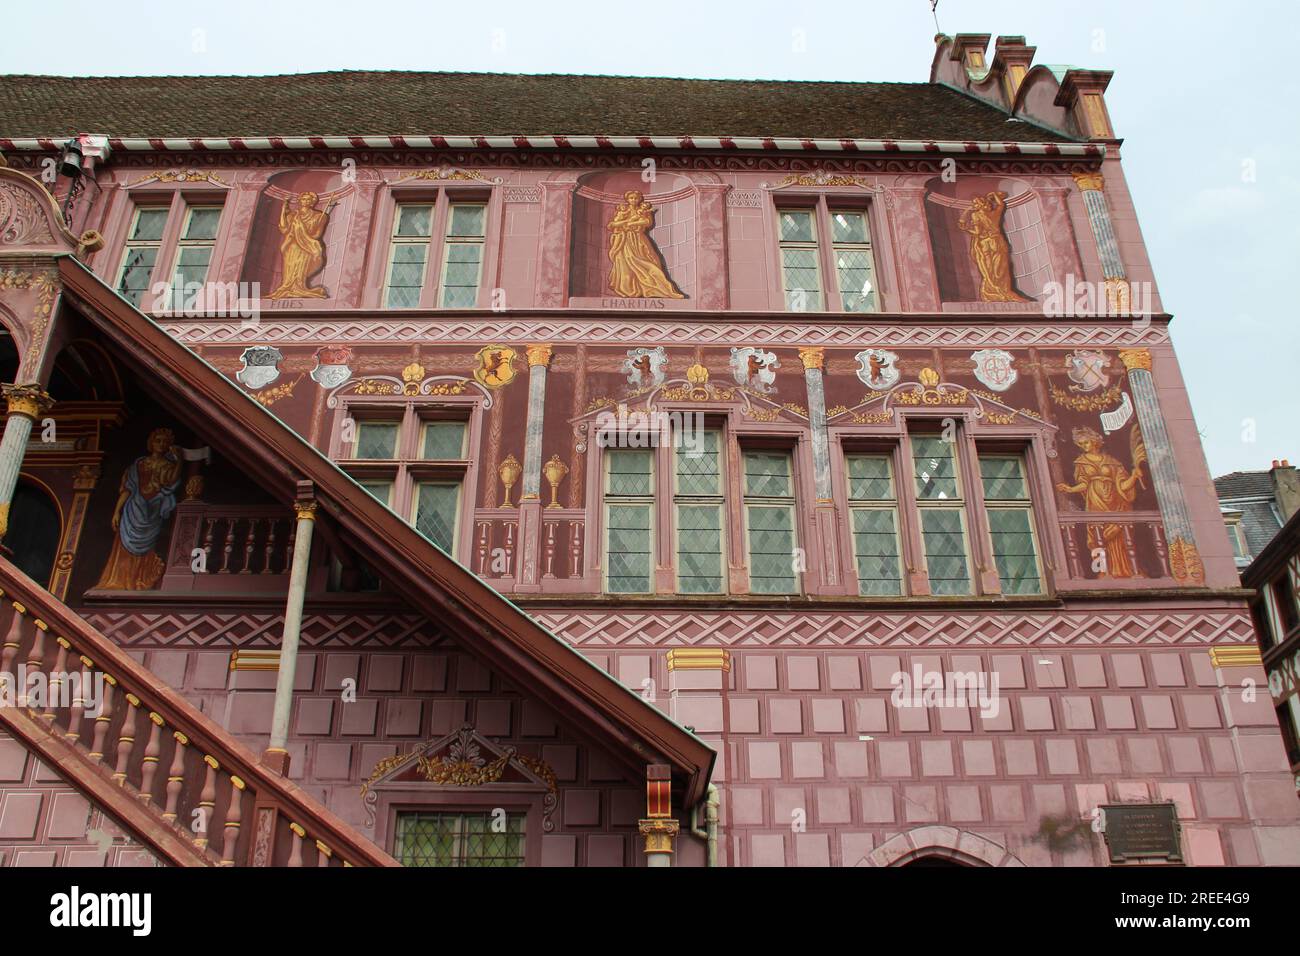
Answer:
729, 346, 779, 393
971, 348, 1018, 392
855, 349, 900, 389
235, 346, 284, 390
310, 345, 353, 389
623, 346, 667, 390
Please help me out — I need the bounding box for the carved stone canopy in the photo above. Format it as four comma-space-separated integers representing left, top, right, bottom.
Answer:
360, 724, 559, 830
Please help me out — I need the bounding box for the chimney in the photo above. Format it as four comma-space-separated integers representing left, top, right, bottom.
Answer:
1272, 459, 1300, 520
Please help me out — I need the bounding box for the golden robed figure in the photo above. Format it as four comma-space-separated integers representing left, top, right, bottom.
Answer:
270, 191, 334, 299
957, 190, 1029, 302
1056, 425, 1146, 579
606, 190, 684, 299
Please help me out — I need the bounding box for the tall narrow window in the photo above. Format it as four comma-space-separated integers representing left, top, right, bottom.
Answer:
412, 482, 461, 553
384, 204, 434, 308
846, 454, 903, 595
674, 430, 725, 593
979, 455, 1042, 594
116, 207, 170, 307
777, 209, 822, 311
911, 435, 971, 595
743, 451, 798, 594
440, 203, 486, 307
393, 811, 525, 868
829, 210, 878, 312
169, 205, 222, 310
604, 450, 654, 593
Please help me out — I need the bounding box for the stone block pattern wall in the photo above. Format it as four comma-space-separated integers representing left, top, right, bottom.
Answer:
0, 731, 162, 867
587, 645, 1300, 867
120, 636, 680, 867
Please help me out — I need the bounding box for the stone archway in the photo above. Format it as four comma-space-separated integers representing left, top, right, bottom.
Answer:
855, 826, 1026, 867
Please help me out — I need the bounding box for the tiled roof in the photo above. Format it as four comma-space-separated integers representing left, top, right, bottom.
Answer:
0, 71, 1076, 142
1214, 470, 1276, 499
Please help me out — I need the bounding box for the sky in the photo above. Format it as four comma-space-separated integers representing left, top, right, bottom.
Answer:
2, 0, 1295, 478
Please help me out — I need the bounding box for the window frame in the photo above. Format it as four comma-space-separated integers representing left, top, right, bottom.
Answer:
772, 194, 882, 314
383, 201, 436, 309
602, 447, 657, 595
111, 191, 227, 312
672, 427, 727, 595
844, 451, 905, 597
375, 792, 544, 868
372, 185, 496, 309
908, 429, 975, 597
977, 452, 1046, 596
740, 446, 802, 596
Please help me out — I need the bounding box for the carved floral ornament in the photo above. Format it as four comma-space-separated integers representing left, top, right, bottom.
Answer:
360, 725, 559, 830
127, 169, 230, 188
325, 361, 495, 408
390, 166, 502, 186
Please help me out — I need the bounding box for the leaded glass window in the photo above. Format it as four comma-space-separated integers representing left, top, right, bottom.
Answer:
778, 209, 822, 311
385, 203, 433, 308
980, 455, 1042, 594
354, 421, 399, 459
394, 811, 525, 867
911, 434, 971, 595
846, 454, 902, 595
117, 207, 169, 307
412, 482, 461, 553
169, 205, 221, 310
439, 203, 486, 308
675, 430, 724, 593
744, 451, 798, 594
605, 450, 653, 593
422, 422, 467, 460
829, 210, 878, 313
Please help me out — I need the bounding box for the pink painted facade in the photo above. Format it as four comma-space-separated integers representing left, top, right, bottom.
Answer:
1, 32, 1298, 867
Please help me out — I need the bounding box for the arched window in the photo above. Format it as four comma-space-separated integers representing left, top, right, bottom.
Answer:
8, 480, 62, 588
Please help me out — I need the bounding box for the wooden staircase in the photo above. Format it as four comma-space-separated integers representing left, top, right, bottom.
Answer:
0, 555, 397, 867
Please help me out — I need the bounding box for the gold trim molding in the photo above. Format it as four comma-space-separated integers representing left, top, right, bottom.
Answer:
666, 648, 731, 672
1208, 646, 1262, 669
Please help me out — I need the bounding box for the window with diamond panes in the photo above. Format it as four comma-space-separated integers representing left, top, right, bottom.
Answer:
911, 435, 971, 595
605, 450, 654, 593
744, 451, 798, 594
168, 205, 222, 311
829, 210, 878, 312
422, 422, 467, 460
412, 482, 460, 553
440, 203, 486, 308
777, 209, 822, 311
116, 207, 170, 307
846, 454, 903, 595
675, 429, 724, 593
354, 421, 400, 460
394, 811, 525, 867
384, 204, 433, 308
979, 455, 1042, 595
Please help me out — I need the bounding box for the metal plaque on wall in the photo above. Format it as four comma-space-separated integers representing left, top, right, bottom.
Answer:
1101, 803, 1182, 863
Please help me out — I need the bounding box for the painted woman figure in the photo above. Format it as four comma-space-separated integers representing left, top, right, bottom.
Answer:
94, 428, 183, 590
1056, 425, 1144, 578
269, 191, 333, 299
957, 190, 1029, 302
606, 190, 685, 299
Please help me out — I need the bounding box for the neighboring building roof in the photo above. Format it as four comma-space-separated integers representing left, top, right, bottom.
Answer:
1214, 470, 1277, 499
0, 71, 1077, 142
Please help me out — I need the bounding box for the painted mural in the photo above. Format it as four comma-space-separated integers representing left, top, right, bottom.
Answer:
93, 427, 182, 590
239, 171, 353, 302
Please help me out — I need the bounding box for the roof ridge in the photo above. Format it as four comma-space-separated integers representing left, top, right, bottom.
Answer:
1, 69, 933, 85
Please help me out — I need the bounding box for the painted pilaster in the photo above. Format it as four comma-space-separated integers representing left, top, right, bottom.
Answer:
265, 497, 316, 772
1072, 171, 1129, 311
0, 384, 53, 539
639, 763, 679, 867
800, 347, 843, 591
49, 463, 101, 600
1118, 348, 1203, 585
516, 344, 552, 592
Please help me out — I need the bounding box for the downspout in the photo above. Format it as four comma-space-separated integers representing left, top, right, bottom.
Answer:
689, 784, 720, 867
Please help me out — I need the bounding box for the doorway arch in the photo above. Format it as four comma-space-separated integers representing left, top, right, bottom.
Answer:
855, 826, 1026, 867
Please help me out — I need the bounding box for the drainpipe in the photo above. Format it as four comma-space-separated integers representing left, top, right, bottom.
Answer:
0, 385, 54, 540
689, 784, 720, 867
264, 488, 316, 775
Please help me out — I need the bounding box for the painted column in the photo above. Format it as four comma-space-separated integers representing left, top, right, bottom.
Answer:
884, 187, 941, 313
639, 763, 679, 867
800, 347, 843, 591
516, 344, 552, 592
0, 384, 54, 539
1072, 171, 1129, 312
266, 499, 316, 772
1118, 348, 1203, 585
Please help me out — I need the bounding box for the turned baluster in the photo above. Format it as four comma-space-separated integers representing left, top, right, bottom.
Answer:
475, 521, 490, 574
139, 712, 165, 803
0, 602, 25, 678
288, 823, 306, 867
66, 654, 94, 744
87, 675, 116, 763
162, 731, 188, 822
112, 693, 142, 783
263, 519, 278, 574
220, 776, 245, 866
570, 523, 582, 578
543, 522, 557, 578
42, 636, 70, 722
201, 518, 217, 573
20, 618, 48, 708
1152, 523, 1170, 577
194, 755, 219, 849
219, 520, 236, 573
239, 518, 256, 574
1121, 523, 1138, 575
315, 840, 332, 868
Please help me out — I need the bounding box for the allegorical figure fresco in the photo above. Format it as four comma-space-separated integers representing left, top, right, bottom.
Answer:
269, 191, 335, 299
1056, 425, 1147, 578
957, 190, 1029, 302
94, 428, 183, 590
606, 190, 685, 299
